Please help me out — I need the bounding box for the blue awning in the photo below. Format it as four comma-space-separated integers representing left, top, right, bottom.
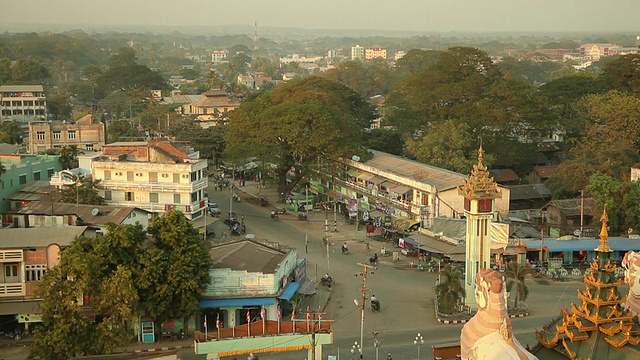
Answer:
199, 297, 275, 308
401, 237, 423, 247
522, 238, 640, 252
277, 282, 300, 301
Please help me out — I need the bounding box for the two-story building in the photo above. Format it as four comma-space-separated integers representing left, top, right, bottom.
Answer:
78, 141, 208, 219
198, 240, 310, 330
0, 154, 62, 214
0, 227, 89, 325
28, 114, 106, 154
182, 90, 240, 121
0, 85, 47, 122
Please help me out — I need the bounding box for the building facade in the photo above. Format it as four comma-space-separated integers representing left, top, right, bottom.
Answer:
0, 85, 47, 122
351, 45, 365, 60
183, 90, 240, 120
0, 154, 62, 214
87, 141, 208, 219
28, 114, 106, 154
365, 47, 387, 60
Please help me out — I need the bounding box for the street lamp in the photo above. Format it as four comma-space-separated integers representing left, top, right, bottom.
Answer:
373, 331, 381, 360
539, 207, 547, 265
414, 333, 424, 360
351, 341, 362, 360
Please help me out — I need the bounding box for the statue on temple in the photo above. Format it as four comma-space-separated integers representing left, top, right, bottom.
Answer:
460, 269, 537, 360
622, 251, 640, 315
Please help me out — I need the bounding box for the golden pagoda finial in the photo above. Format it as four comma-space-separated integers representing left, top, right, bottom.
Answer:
458, 145, 501, 201
596, 205, 612, 253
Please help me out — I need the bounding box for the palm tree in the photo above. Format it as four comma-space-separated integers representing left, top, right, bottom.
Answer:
58, 145, 80, 169
504, 261, 533, 309
435, 264, 465, 314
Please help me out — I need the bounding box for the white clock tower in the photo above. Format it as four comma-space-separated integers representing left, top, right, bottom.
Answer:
458, 146, 502, 310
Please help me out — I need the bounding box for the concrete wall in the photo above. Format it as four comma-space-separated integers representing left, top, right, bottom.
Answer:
0, 155, 62, 213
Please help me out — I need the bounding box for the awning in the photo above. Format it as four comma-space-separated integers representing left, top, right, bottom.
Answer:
370, 176, 385, 184
390, 184, 412, 194
357, 173, 375, 181
277, 282, 300, 301
400, 237, 423, 247
199, 297, 276, 308
380, 180, 398, 189
0, 301, 40, 316
392, 218, 421, 232
347, 169, 362, 177
503, 246, 528, 255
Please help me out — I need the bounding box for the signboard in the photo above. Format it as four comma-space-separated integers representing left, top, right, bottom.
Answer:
18, 313, 42, 323
294, 259, 307, 283
398, 238, 405, 248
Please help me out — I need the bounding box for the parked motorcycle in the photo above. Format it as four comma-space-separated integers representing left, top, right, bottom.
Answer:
276, 208, 287, 214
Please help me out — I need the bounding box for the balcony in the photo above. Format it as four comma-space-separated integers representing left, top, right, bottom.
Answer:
98, 179, 207, 193
0, 250, 23, 262
0, 283, 25, 297
333, 178, 413, 212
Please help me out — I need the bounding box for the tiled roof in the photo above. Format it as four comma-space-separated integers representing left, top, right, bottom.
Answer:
0, 226, 88, 248
364, 150, 467, 191
209, 240, 286, 274
549, 197, 597, 217
148, 140, 190, 162
489, 169, 520, 183
532, 165, 557, 178
190, 96, 240, 109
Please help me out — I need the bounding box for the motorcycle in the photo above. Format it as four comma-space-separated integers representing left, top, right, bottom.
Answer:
320, 276, 335, 287
271, 212, 279, 220
341, 245, 349, 255
231, 224, 241, 236
232, 194, 241, 202
369, 254, 379, 265
276, 208, 287, 214
371, 299, 381, 312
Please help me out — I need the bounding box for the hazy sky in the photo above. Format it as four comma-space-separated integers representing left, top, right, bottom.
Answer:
2, 0, 639, 33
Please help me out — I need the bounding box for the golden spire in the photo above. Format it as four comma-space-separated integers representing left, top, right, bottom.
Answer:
595, 205, 612, 252
458, 145, 502, 200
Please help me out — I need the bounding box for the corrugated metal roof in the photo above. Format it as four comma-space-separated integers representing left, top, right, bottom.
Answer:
209, 240, 286, 274
18, 202, 140, 226
489, 169, 520, 183
549, 198, 597, 217
0, 227, 88, 247
509, 184, 552, 201
0, 85, 44, 92
364, 150, 467, 191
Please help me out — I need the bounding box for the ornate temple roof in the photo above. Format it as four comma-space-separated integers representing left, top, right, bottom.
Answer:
535, 208, 640, 359
458, 145, 502, 200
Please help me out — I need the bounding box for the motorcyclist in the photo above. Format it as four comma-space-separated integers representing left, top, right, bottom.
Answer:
271, 210, 278, 220
371, 295, 380, 311
342, 242, 348, 254
370, 253, 378, 263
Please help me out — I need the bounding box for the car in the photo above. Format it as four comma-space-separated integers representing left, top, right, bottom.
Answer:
207, 202, 221, 216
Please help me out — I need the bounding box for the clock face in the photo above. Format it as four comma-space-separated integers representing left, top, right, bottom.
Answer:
477, 198, 492, 213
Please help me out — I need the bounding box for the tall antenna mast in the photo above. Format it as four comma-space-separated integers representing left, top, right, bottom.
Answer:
253, 21, 259, 54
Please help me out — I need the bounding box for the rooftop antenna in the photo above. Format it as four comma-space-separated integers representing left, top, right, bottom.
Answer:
253, 21, 259, 55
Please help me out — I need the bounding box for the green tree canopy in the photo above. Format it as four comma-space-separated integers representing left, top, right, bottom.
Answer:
60, 175, 105, 206
138, 209, 212, 337
225, 76, 375, 193
11, 58, 50, 83
601, 54, 640, 94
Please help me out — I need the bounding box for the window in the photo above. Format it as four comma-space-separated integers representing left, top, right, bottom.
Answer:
47, 168, 55, 178
68, 130, 76, 140
53, 145, 62, 149
173, 173, 180, 183
36, 131, 45, 140
86, 144, 94, 151
150, 193, 158, 203
191, 172, 197, 181
33, 171, 41, 181
103, 170, 111, 180
53, 131, 61, 140
191, 192, 198, 202
125, 192, 134, 201
19, 174, 27, 185
25, 265, 47, 282
173, 193, 181, 204
104, 190, 112, 200
4, 264, 18, 279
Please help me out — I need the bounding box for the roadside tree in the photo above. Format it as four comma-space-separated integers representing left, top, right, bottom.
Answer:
435, 264, 465, 315
504, 262, 533, 309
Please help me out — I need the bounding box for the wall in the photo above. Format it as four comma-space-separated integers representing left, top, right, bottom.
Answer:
0, 155, 62, 213
206, 269, 277, 298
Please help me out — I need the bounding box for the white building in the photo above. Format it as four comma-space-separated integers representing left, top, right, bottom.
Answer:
82, 141, 208, 219
0, 85, 47, 122
351, 45, 365, 61
211, 50, 228, 62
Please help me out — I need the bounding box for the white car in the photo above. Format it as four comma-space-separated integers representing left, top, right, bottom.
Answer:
208, 202, 221, 216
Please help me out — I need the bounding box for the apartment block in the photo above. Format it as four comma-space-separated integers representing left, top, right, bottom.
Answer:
28, 114, 106, 154
351, 45, 365, 60
0, 85, 47, 122
365, 47, 387, 60
89, 141, 208, 219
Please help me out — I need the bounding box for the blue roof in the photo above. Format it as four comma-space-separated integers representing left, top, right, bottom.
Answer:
401, 237, 423, 247
277, 282, 300, 301
523, 238, 640, 252
199, 297, 275, 308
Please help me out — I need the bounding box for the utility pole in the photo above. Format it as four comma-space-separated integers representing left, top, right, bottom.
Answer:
306, 309, 331, 360
355, 262, 376, 359
580, 189, 585, 237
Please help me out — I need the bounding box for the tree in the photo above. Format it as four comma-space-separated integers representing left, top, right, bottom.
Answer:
107, 120, 143, 142
393, 49, 442, 81
168, 120, 226, 163
0, 121, 24, 144
601, 54, 640, 94
504, 261, 533, 309
31, 227, 143, 359
61, 175, 105, 206
58, 145, 80, 169
11, 58, 50, 83
46, 90, 73, 120
224, 76, 375, 195
138, 210, 212, 339
323, 60, 395, 97
434, 264, 464, 315
365, 128, 405, 156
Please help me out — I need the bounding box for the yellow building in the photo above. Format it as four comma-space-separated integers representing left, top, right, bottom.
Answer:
183, 90, 240, 120
365, 47, 387, 60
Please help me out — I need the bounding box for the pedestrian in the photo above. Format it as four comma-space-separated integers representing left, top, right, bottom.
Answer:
525, 344, 530, 351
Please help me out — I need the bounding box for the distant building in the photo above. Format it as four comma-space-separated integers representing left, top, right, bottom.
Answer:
327, 49, 336, 58
279, 54, 323, 65
183, 90, 240, 120
365, 47, 387, 60
394, 51, 407, 61
0, 154, 62, 213
579, 43, 640, 60
0, 85, 47, 122
82, 141, 208, 219
351, 45, 365, 61
28, 114, 106, 154
211, 50, 228, 62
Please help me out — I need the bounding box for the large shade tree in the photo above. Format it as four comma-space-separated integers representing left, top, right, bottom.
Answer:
224, 76, 376, 195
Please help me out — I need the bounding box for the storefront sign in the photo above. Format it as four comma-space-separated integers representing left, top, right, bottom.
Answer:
18, 313, 42, 323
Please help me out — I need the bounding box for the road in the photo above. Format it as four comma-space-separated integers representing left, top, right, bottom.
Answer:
197, 184, 588, 360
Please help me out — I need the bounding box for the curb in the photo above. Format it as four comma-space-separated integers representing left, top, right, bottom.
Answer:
129, 344, 193, 353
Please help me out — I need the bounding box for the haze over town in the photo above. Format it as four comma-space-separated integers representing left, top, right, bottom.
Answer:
2, 0, 640, 34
